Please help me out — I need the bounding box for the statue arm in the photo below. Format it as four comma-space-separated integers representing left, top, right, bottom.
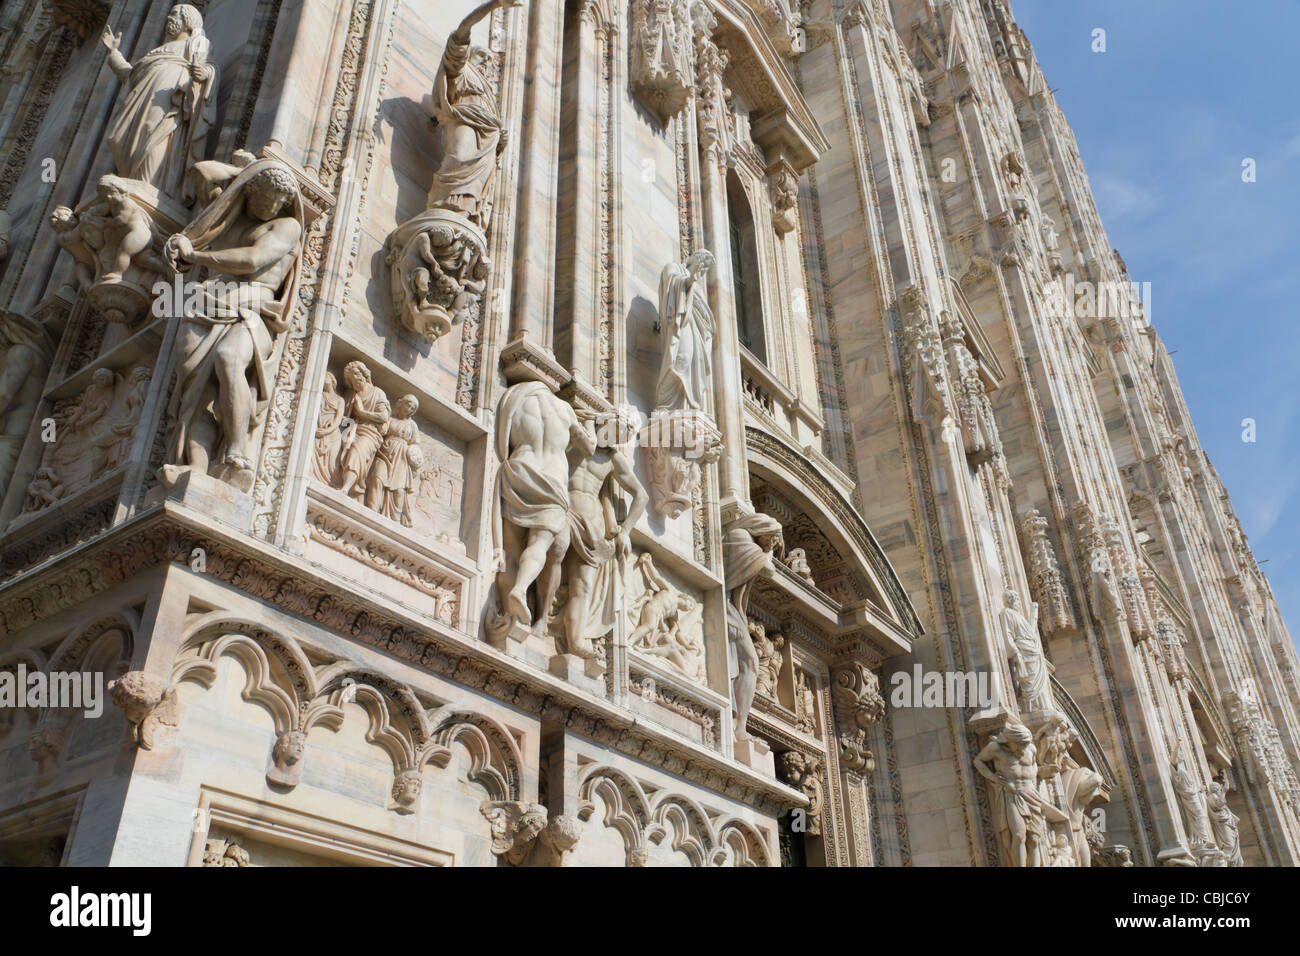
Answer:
182, 219, 302, 276
451, 0, 519, 46
611, 450, 648, 534
568, 409, 597, 459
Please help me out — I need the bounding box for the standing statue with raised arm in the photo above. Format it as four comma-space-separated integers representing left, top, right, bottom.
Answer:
102, 4, 217, 199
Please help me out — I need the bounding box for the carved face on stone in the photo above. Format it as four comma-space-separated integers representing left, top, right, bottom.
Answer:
323, 371, 337, 395
394, 395, 419, 420
392, 770, 422, 806
273, 731, 307, 768
49, 207, 76, 234
343, 361, 370, 393
246, 169, 295, 221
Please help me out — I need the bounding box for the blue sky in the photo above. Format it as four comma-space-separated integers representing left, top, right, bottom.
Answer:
1010, 0, 1300, 644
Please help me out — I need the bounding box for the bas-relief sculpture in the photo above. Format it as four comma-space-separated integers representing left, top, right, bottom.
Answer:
628, 552, 704, 682
21, 365, 152, 514
0, 311, 55, 495
387, 0, 519, 344
163, 156, 304, 492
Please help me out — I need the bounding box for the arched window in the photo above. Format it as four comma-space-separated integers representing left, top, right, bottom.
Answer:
727, 172, 766, 361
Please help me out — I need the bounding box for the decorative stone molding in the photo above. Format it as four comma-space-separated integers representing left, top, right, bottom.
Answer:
1018, 510, 1077, 636
831, 662, 885, 773
629, 0, 695, 121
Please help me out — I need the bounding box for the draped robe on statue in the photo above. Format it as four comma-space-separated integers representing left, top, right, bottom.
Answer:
654, 262, 714, 413
168, 160, 302, 469
432, 36, 504, 227
106, 34, 216, 197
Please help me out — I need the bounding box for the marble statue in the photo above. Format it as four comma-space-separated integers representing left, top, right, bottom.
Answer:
386, 0, 518, 344
338, 361, 391, 500
50, 176, 172, 325
630, 0, 695, 120
974, 722, 1067, 867
785, 548, 815, 586
492, 382, 596, 629
752, 622, 784, 699
1060, 763, 1106, 867
723, 509, 784, 740
366, 394, 422, 527
1002, 589, 1053, 716
654, 250, 715, 414
1206, 777, 1244, 866
561, 404, 648, 658
312, 372, 347, 486
102, 4, 217, 199
163, 156, 304, 491
431, 0, 519, 229
0, 311, 55, 495
628, 552, 703, 681
1169, 743, 1215, 851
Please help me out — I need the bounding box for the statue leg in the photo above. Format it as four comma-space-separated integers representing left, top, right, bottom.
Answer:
532, 525, 571, 639
508, 526, 558, 625
562, 559, 597, 654
186, 380, 220, 474
213, 327, 256, 469
732, 615, 759, 739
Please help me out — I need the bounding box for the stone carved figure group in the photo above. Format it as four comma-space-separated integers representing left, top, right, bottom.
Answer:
311, 361, 443, 529
52, 4, 218, 327
491, 383, 648, 665
22, 366, 152, 515
388, 0, 521, 343
38, 5, 309, 498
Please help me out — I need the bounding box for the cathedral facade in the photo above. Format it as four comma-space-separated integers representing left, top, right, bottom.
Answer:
0, 0, 1296, 867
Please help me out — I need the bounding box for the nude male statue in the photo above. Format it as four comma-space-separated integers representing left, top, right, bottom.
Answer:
974, 722, 1067, 867
561, 404, 648, 658
493, 382, 596, 629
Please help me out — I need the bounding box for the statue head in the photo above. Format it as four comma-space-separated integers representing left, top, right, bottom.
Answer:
322, 371, 337, 394
49, 206, 77, 234
999, 722, 1033, 753
127, 366, 151, 386
595, 403, 643, 451
245, 165, 297, 221
273, 730, 307, 768
91, 367, 114, 390
395, 394, 419, 420
686, 249, 714, 281
343, 360, 372, 392
1004, 588, 1020, 610
166, 4, 204, 40
392, 770, 423, 808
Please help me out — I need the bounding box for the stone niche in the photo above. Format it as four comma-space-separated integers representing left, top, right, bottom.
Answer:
621, 542, 729, 753
300, 345, 485, 630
